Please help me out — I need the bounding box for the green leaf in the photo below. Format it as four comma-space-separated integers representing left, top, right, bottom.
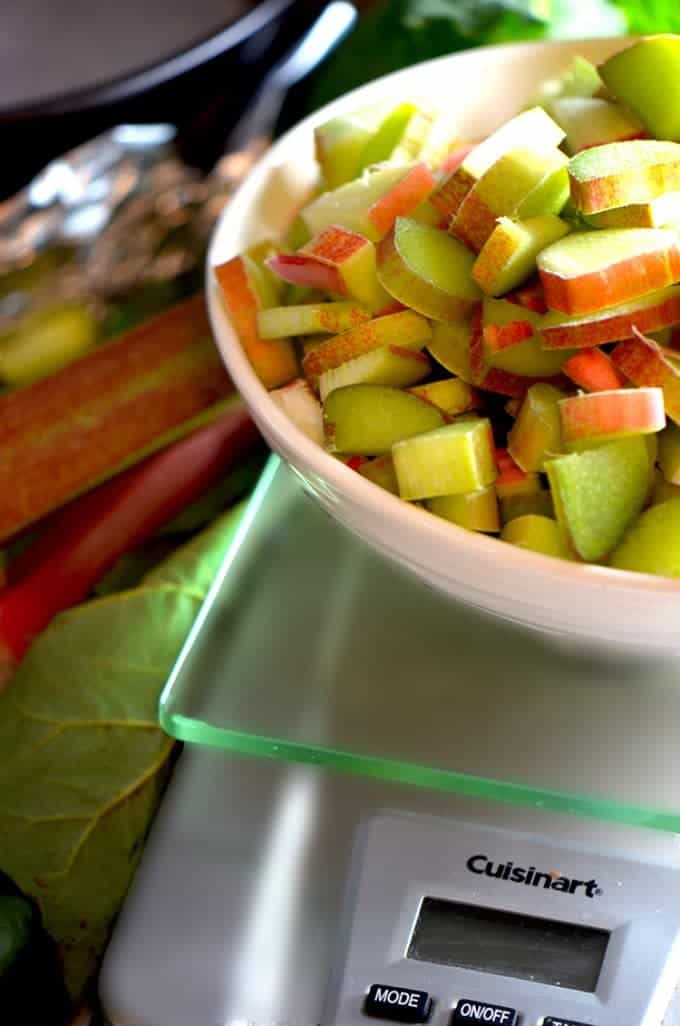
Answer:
0, 501, 246, 998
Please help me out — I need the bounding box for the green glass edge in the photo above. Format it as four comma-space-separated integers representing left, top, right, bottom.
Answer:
159, 454, 680, 835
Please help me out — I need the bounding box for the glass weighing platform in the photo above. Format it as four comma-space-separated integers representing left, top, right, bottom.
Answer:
100, 456, 680, 1026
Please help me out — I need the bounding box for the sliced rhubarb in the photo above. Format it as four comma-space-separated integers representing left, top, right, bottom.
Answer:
318, 345, 431, 401
270, 378, 324, 445
290, 225, 391, 311
546, 436, 650, 561
609, 498, 680, 578
585, 191, 680, 229
507, 383, 565, 472
392, 417, 497, 500
559, 388, 665, 449
257, 302, 371, 338
0, 295, 235, 543
501, 514, 572, 559
472, 214, 569, 297
377, 217, 480, 321
567, 140, 680, 213
426, 320, 473, 381
408, 377, 475, 417
302, 310, 431, 388
323, 383, 443, 455
214, 255, 298, 388
451, 145, 569, 252
547, 97, 646, 155
537, 228, 680, 315
430, 107, 564, 220
481, 299, 571, 377
562, 348, 626, 391
300, 163, 435, 243
427, 484, 499, 533
539, 286, 680, 349
612, 332, 680, 424
599, 36, 680, 142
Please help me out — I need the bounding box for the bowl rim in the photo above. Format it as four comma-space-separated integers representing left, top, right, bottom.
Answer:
207, 34, 680, 604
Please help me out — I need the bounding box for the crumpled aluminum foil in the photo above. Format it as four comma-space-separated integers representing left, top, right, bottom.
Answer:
0, 126, 267, 328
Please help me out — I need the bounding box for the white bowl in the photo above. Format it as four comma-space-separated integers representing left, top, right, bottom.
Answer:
207, 36, 680, 657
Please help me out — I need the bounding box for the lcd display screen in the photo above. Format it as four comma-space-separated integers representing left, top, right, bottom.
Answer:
407, 898, 610, 992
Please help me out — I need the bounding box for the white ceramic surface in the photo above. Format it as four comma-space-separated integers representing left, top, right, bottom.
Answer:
207, 36, 680, 656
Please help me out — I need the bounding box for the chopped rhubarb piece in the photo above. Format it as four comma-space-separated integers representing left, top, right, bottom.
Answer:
302, 310, 431, 389
430, 107, 564, 220
539, 286, 680, 349
505, 277, 548, 314
427, 484, 500, 533
562, 348, 626, 391
612, 331, 680, 424
537, 228, 680, 316
451, 145, 569, 253
215, 256, 298, 388
559, 388, 665, 449
377, 216, 480, 321
567, 139, 680, 214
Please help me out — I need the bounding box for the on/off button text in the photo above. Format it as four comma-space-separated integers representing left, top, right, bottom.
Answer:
452, 999, 517, 1025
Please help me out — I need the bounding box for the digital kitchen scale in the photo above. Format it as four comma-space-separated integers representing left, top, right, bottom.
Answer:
100, 457, 680, 1026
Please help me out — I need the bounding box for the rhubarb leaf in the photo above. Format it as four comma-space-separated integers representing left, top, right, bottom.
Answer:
0, 501, 246, 999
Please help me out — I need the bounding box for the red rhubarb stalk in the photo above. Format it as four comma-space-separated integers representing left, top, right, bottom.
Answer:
0, 402, 261, 686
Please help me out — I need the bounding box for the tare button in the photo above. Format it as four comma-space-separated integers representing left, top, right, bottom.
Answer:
364, 984, 432, 1023
542, 1019, 596, 1026
452, 999, 517, 1025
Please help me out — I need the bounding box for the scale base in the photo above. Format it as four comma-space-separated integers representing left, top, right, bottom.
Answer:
100, 747, 680, 1026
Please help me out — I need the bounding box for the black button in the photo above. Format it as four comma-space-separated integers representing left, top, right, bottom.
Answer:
452, 999, 517, 1025
364, 984, 432, 1023
542, 1019, 597, 1026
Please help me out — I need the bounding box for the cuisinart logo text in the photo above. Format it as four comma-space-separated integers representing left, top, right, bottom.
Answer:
466, 854, 603, 898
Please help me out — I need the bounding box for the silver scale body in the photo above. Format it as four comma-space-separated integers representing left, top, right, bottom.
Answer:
100, 460, 680, 1026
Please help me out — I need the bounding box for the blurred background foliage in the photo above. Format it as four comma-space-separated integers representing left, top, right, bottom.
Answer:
299, 0, 680, 113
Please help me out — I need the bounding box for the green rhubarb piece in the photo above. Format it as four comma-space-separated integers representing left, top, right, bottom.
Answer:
456, 108, 565, 191
482, 299, 570, 377
472, 214, 570, 297
392, 417, 496, 501
609, 498, 680, 577
599, 36, 680, 141
500, 489, 554, 525
323, 384, 443, 456
409, 377, 474, 416
257, 302, 371, 338
501, 514, 572, 560
537, 227, 680, 279
0, 304, 98, 386
515, 157, 570, 220
547, 98, 645, 157
568, 140, 680, 213
301, 164, 417, 242
358, 454, 399, 494
314, 104, 393, 189
545, 435, 650, 562
378, 217, 480, 321
318, 345, 431, 402
359, 103, 420, 169
585, 192, 680, 229
508, 383, 564, 472
658, 422, 680, 484
534, 56, 602, 106
426, 320, 472, 381
427, 484, 499, 533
